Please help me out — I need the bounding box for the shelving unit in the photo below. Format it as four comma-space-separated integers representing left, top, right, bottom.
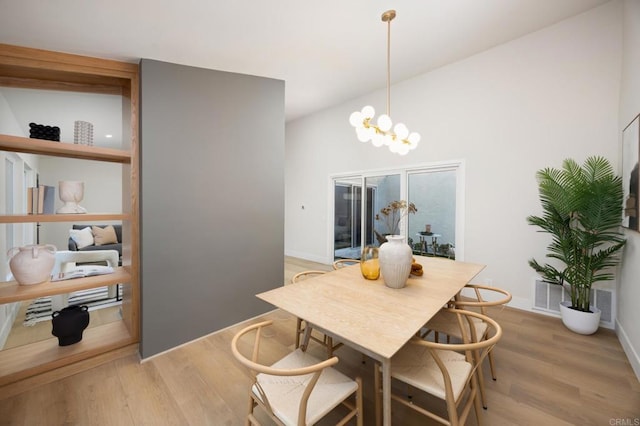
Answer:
0, 43, 139, 388
0, 268, 131, 303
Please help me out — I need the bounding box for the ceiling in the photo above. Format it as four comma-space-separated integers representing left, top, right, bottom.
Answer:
0, 0, 610, 147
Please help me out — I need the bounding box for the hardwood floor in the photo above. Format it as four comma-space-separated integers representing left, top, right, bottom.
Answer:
1, 257, 639, 425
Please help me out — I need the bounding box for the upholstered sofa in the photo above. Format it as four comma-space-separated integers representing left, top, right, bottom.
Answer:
68, 224, 122, 265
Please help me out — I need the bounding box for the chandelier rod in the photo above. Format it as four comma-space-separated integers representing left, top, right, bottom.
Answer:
382, 10, 396, 117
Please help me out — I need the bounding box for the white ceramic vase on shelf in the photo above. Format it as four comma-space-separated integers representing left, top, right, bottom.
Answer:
56, 180, 87, 214
8, 244, 57, 285
378, 235, 412, 289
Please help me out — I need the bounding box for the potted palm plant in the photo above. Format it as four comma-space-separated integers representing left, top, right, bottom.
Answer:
527, 156, 626, 334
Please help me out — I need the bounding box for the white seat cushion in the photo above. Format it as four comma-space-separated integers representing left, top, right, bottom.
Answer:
253, 349, 358, 426
391, 344, 472, 401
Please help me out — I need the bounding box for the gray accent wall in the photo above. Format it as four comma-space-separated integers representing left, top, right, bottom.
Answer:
139, 59, 284, 358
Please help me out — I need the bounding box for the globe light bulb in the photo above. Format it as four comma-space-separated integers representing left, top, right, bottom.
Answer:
407, 132, 420, 146
377, 114, 392, 132
394, 123, 409, 140
349, 111, 364, 128
383, 134, 394, 146
398, 143, 410, 155
371, 133, 384, 147
361, 105, 375, 119
356, 127, 370, 142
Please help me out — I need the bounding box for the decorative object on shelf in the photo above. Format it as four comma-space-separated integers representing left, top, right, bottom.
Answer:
424, 224, 431, 234
29, 122, 60, 141
527, 156, 626, 335
7, 244, 57, 285
57, 180, 87, 214
27, 185, 55, 214
51, 305, 90, 346
360, 246, 380, 280
378, 235, 412, 289
74, 120, 94, 145
349, 10, 420, 155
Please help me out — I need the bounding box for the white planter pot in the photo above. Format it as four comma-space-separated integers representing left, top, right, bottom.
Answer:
378, 235, 412, 289
559, 301, 601, 335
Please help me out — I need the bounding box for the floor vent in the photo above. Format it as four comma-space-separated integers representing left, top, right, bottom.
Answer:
532, 278, 614, 329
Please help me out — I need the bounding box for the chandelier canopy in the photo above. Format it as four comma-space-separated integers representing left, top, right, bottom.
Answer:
349, 10, 420, 156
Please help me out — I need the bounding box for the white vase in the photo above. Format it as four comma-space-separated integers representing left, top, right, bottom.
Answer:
8, 244, 57, 285
378, 235, 412, 289
559, 301, 601, 335
57, 180, 87, 214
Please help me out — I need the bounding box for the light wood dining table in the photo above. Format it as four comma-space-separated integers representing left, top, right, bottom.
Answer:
257, 255, 485, 426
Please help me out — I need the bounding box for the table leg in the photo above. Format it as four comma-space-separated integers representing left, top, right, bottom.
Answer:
301, 323, 312, 351
382, 359, 391, 426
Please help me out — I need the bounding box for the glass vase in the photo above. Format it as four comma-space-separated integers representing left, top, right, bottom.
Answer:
360, 246, 380, 280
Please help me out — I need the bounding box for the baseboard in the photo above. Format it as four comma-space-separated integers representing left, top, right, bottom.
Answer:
616, 319, 640, 381
140, 309, 279, 363
284, 249, 332, 265
503, 294, 532, 312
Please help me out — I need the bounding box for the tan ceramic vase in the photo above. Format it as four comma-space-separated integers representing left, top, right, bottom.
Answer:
8, 244, 57, 285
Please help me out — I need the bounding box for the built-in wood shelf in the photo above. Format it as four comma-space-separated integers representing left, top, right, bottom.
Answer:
0, 134, 130, 163
0, 268, 130, 304
0, 43, 139, 391
0, 320, 134, 387
0, 213, 129, 224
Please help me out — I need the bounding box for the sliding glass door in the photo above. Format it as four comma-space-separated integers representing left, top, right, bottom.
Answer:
407, 168, 457, 259
332, 161, 463, 261
365, 174, 400, 247
333, 173, 402, 259
334, 178, 359, 255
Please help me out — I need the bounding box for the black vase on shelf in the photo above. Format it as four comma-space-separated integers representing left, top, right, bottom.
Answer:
51, 305, 90, 346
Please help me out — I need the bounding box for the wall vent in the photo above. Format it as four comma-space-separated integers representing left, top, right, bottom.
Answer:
532, 278, 615, 329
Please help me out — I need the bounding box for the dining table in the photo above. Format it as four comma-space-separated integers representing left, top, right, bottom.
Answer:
256, 254, 485, 426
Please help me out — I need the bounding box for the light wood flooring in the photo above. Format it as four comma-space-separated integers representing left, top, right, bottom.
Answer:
1, 256, 639, 425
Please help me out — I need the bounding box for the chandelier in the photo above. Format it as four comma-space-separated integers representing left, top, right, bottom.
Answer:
349, 10, 420, 155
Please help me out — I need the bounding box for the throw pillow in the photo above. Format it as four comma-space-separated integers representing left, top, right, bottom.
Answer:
69, 227, 94, 249
92, 225, 118, 246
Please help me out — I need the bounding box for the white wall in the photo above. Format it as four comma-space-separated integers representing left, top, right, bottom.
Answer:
617, 0, 640, 379
286, 2, 622, 311
0, 92, 24, 136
